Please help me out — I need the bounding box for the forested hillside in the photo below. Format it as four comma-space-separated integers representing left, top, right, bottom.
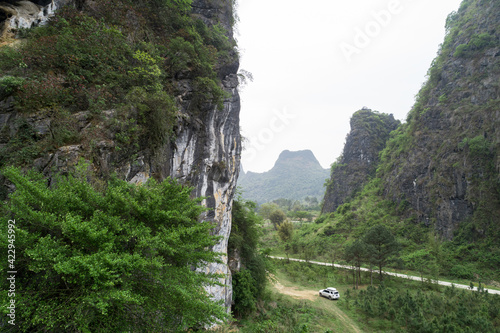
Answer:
314, 0, 500, 282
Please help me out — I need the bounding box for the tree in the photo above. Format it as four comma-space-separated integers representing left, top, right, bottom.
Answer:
258, 202, 279, 220
402, 249, 433, 282
324, 234, 345, 268
277, 220, 294, 260
271, 198, 293, 211
291, 200, 303, 212
269, 209, 287, 230
344, 240, 367, 289
229, 199, 268, 317
363, 224, 400, 280
0, 166, 227, 332
294, 211, 313, 222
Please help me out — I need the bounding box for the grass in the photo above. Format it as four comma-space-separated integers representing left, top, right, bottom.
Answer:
234, 274, 359, 332
274, 270, 364, 333
271, 260, 373, 332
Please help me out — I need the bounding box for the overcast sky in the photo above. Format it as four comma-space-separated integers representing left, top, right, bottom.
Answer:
236, 0, 463, 173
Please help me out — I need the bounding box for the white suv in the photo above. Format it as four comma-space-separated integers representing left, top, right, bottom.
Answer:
319, 287, 340, 300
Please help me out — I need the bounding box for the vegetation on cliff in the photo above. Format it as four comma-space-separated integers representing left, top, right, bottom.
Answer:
0, 0, 235, 170
0, 0, 241, 330
229, 199, 269, 318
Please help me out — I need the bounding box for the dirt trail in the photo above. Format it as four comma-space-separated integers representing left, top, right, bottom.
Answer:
272, 280, 362, 333
327, 303, 362, 333
273, 280, 317, 301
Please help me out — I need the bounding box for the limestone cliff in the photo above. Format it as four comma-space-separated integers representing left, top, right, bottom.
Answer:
0, 0, 241, 310
322, 0, 499, 241
377, 0, 500, 240
322, 109, 399, 214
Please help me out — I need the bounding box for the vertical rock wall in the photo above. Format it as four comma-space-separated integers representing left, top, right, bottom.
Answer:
171, 0, 241, 309
322, 109, 399, 214
172, 72, 241, 309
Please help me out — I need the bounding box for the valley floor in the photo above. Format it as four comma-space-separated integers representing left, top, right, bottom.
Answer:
270, 256, 500, 295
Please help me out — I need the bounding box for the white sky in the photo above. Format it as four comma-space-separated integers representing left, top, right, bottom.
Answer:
236, 0, 463, 173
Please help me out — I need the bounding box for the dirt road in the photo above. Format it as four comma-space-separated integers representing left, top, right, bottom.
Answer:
272, 280, 362, 333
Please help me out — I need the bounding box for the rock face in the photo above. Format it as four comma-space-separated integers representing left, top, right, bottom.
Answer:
238, 149, 329, 204
322, 1, 500, 240
0, 0, 241, 311
0, 0, 59, 42
322, 109, 399, 214
377, 0, 500, 240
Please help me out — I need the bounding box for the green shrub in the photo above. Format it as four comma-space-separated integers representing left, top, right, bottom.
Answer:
0, 119, 40, 167
16, 76, 71, 111
459, 135, 492, 157
0, 76, 25, 99
124, 87, 177, 150
454, 33, 496, 58
230, 200, 269, 317
453, 43, 468, 57
450, 264, 475, 280
0, 46, 24, 71
233, 269, 258, 315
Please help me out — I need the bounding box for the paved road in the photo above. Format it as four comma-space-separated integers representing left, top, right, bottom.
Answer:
270, 256, 500, 295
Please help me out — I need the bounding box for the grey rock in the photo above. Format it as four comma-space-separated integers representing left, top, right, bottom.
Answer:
322, 109, 399, 214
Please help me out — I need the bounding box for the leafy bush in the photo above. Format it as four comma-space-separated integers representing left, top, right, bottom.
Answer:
124, 87, 177, 150
0, 76, 25, 99
0, 119, 40, 168
450, 264, 475, 280
0, 46, 24, 71
0, 165, 227, 331
232, 269, 258, 315
459, 135, 492, 157
454, 33, 496, 57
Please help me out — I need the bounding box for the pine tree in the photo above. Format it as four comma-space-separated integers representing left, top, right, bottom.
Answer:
363, 224, 400, 280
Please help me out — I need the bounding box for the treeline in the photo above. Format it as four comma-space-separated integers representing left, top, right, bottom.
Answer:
258, 197, 321, 223
273, 221, 401, 288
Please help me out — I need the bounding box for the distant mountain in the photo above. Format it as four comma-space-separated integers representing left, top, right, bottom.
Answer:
237, 150, 329, 204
